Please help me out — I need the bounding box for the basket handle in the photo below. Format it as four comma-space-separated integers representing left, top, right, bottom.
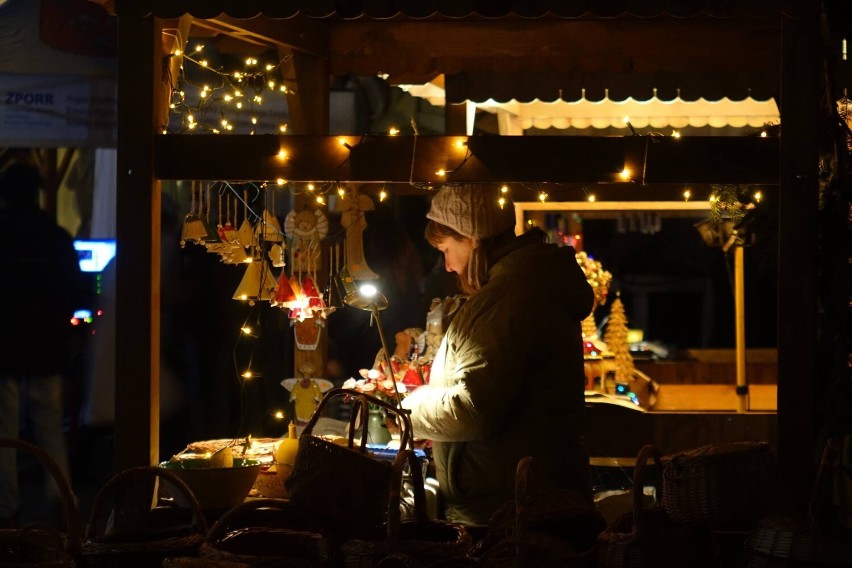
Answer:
301, 388, 412, 453
631, 444, 663, 539
0, 437, 81, 554
205, 498, 302, 543
84, 466, 208, 541
385, 449, 429, 542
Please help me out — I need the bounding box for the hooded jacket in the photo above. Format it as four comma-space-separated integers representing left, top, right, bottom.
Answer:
404, 230, 595, 525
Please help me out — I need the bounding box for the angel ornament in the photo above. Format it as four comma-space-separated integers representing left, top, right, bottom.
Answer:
284, 207, 328, 275
333, 186, 379, 280
281, 363, 334, 424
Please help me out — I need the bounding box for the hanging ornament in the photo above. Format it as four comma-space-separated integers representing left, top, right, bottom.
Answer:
219, 193, 239, 244
268, 243, 286, 267
293, 318, 323, 350
255, 188, 283, 243
207, 190, 231, 255
233, 260, 277, 304
332, 185, 379, 280
271, 270, 298, 308
301, 275, 326, 313
200, 183, 221, 244
236, 189, 256, 248
220, 243, 249, 265
180, 181, 207, 247
283, 207, 328, 276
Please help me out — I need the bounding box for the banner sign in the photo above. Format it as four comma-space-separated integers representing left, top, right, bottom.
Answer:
0, 73, 116, 147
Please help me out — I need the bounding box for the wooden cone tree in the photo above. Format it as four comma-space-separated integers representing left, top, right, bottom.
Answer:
604, 294, 634, 385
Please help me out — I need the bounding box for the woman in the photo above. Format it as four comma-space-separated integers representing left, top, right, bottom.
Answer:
402, 184, 595, 525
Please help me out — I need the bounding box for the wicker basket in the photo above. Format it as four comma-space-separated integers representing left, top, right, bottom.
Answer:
81, 466, 208, 568
285, 388, 413, 541
597, 444, 716, 568
341, 449, 472, 568
742, 437, 852, 567
469, 456, 605, 568
661, 441, 773, 528
199, 498, 334, 567
0, 438, 80, 568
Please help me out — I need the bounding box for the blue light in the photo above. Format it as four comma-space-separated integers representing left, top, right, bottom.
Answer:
73, 239, 116, 273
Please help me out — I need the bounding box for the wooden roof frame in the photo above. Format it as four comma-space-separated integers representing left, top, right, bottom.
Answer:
107, 2, 822, 512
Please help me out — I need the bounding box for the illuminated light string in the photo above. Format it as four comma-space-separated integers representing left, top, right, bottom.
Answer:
231, 302, 288, 439
165, 38, 295, 135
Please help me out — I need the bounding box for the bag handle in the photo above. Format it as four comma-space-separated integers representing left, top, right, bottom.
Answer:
631, 444, 663, 539
301, 388, 412, 453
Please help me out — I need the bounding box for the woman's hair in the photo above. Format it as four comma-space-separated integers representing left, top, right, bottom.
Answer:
425, 219, 464, 247
425, 220, 497, 295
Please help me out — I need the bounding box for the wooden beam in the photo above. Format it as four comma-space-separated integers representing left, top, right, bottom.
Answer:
155, 134, 779, 185
328, 19, 779, 79
192, 15, 327, 56
281, 49, 330, 136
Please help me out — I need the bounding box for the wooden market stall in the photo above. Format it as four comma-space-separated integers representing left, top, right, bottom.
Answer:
94, 0, 825, 511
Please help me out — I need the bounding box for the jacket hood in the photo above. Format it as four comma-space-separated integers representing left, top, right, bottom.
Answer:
488, 233, 594, 320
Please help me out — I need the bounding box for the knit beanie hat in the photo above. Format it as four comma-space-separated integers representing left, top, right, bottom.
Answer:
426, 184, 516, 240
426, 184, 516, 290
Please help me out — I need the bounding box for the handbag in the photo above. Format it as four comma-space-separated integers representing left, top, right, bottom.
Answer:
284, 388, 412, 541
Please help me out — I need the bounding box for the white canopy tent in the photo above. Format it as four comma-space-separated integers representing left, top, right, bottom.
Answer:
399, 81, 779, 135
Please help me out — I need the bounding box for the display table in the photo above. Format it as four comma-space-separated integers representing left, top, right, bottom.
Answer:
584, 384, 777, 458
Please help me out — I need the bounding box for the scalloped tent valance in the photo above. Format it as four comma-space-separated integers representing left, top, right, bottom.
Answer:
399, 82, 779, 133
113, 0, 807, 20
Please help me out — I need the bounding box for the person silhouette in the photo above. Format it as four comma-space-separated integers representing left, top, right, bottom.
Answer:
0, 162, 89, 527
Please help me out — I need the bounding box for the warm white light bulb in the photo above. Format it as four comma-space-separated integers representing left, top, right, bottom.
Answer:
360, 283, 378, 298
587, 194, 596, 203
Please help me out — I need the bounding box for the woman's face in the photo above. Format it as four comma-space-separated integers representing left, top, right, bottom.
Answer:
435, 236, 475, 276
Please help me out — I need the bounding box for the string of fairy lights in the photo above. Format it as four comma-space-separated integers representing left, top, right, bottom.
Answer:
165, 37, 773, 209
167, 36, 772, 438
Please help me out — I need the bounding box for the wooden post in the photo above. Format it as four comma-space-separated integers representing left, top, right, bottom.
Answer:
734, 244, 748, 413
115, 12, 164, 470
778, 5, 821, 511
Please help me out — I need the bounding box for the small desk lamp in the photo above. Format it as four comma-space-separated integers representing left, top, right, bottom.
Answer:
341, 279, 405, 410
